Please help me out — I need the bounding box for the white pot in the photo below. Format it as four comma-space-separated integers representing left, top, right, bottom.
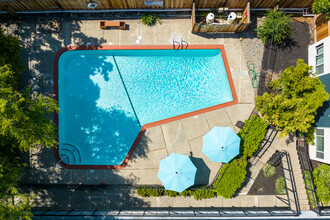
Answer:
206, 13, 215, 24
227, 12, 237, 23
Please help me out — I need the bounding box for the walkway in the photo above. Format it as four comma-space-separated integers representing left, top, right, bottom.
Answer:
26, 186, 288, 210
239, 129, 310, 211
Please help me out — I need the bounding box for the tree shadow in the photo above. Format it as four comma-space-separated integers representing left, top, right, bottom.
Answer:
0, 16, 153, 210
315, 100, 330, 126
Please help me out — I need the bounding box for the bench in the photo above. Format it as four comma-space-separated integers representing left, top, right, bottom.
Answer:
100, 21, 126, 30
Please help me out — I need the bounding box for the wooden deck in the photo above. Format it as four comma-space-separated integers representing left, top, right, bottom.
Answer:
316, 14, 330, 42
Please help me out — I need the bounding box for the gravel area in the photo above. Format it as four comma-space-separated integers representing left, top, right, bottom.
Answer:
239, 12, 265, 75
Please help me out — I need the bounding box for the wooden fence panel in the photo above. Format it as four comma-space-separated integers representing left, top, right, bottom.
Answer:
191, 23, 249, 33
195, 0, 248, 8
4, 0, 59, 11
316, 14, 330, 42
279, 0, 313, 8
250, 0, 277, 8
0, 1, 25, 11
0, 0, 315, 11
251, 0, 313, 8
164, 0, 193, 9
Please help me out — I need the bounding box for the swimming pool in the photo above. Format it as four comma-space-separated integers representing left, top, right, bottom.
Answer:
54, 45, 237, 169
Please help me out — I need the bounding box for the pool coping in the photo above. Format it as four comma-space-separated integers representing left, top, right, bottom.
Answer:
53, 45, 238, 169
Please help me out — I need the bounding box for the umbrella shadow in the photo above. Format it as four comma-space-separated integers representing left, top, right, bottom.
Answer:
190, 157, 211, 186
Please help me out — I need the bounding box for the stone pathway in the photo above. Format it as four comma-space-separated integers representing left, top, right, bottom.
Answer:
27, 186, 288, 210
239, 127, 310, 211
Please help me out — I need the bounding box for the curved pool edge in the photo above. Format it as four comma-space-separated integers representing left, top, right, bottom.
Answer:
53, 44, 238, 170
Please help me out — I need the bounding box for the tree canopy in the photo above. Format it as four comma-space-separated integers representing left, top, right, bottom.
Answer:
256, 59, 329, 143
0, 27, 58, 219
313, 0, 330, 19
0, 28, 23, 85
0, 65, 59, 152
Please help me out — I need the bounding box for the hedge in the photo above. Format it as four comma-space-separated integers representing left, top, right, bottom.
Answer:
239, 115, 269, 158
137, 186, 163, 197
136, 187, 216, 200
313, 164, 330, 205
213, 158, 248, 199
138, 115, 268, 200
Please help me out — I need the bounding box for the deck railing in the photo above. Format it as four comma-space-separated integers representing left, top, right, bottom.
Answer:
268, 151, 300, 215
32, 207, 296, 217
296, 137, 321, 215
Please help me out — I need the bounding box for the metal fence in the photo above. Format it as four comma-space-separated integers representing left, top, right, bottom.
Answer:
32, 208, 296, 217
296, 137, 321, 215
268, 151, 300, 215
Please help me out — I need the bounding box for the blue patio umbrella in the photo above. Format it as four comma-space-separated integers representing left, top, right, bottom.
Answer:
157, 153, 197, 193
202, 127, 240, 163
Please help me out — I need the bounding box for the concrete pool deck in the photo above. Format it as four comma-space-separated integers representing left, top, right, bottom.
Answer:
0, 17, 273, 209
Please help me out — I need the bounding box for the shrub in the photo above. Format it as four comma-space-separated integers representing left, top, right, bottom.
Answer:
192, 189, 216, 200
313, 0, 330, 19
179, 190, 191, 197
262, 163, 276, 178
165, 190, 178, 197
156, 17, 162, 25
275, 177, 286, 195
137, 186, 164, 197
303, 171, 318, 209
213, 158, 247, 199
239, 116, 268, 158
313, 164, 330, 205
256, 10, 292, 45
140, 13, 156, 26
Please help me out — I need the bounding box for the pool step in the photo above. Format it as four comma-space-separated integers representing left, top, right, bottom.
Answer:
59, 143, 82, 165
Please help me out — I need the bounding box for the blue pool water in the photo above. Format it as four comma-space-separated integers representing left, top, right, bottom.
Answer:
58, 49, 233, 166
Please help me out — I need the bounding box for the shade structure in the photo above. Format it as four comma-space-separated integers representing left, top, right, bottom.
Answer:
157, 153, 197, 193
203, 127, 240, 163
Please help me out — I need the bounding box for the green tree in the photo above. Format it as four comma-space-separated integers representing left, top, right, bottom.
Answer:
0, 28, 24, 83
0, 156, 32, 220
256, 59, 329, 143
0, 65, 59, 152
256, 10, 293, 45
0, 29, 58, 218
313, 0, 330, 19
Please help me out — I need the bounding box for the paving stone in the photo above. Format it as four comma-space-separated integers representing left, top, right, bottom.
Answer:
240, 195, 258, 208
126, 148, 167, 169
161, 121, 188, 148
239, 75, 255, 104
204, 108, 232, 129
258, 195, 276, 207
187, 32, 206, 45
222, 196, 241, 208
189, 136, 222, 184
142, 126, 167, 151
112, 169, 161, 185
275, 195, 289, 207
155, 197, 173, 207
181, 114, 210, 140
239, 178, 255, 196
225, 104, 255, 127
